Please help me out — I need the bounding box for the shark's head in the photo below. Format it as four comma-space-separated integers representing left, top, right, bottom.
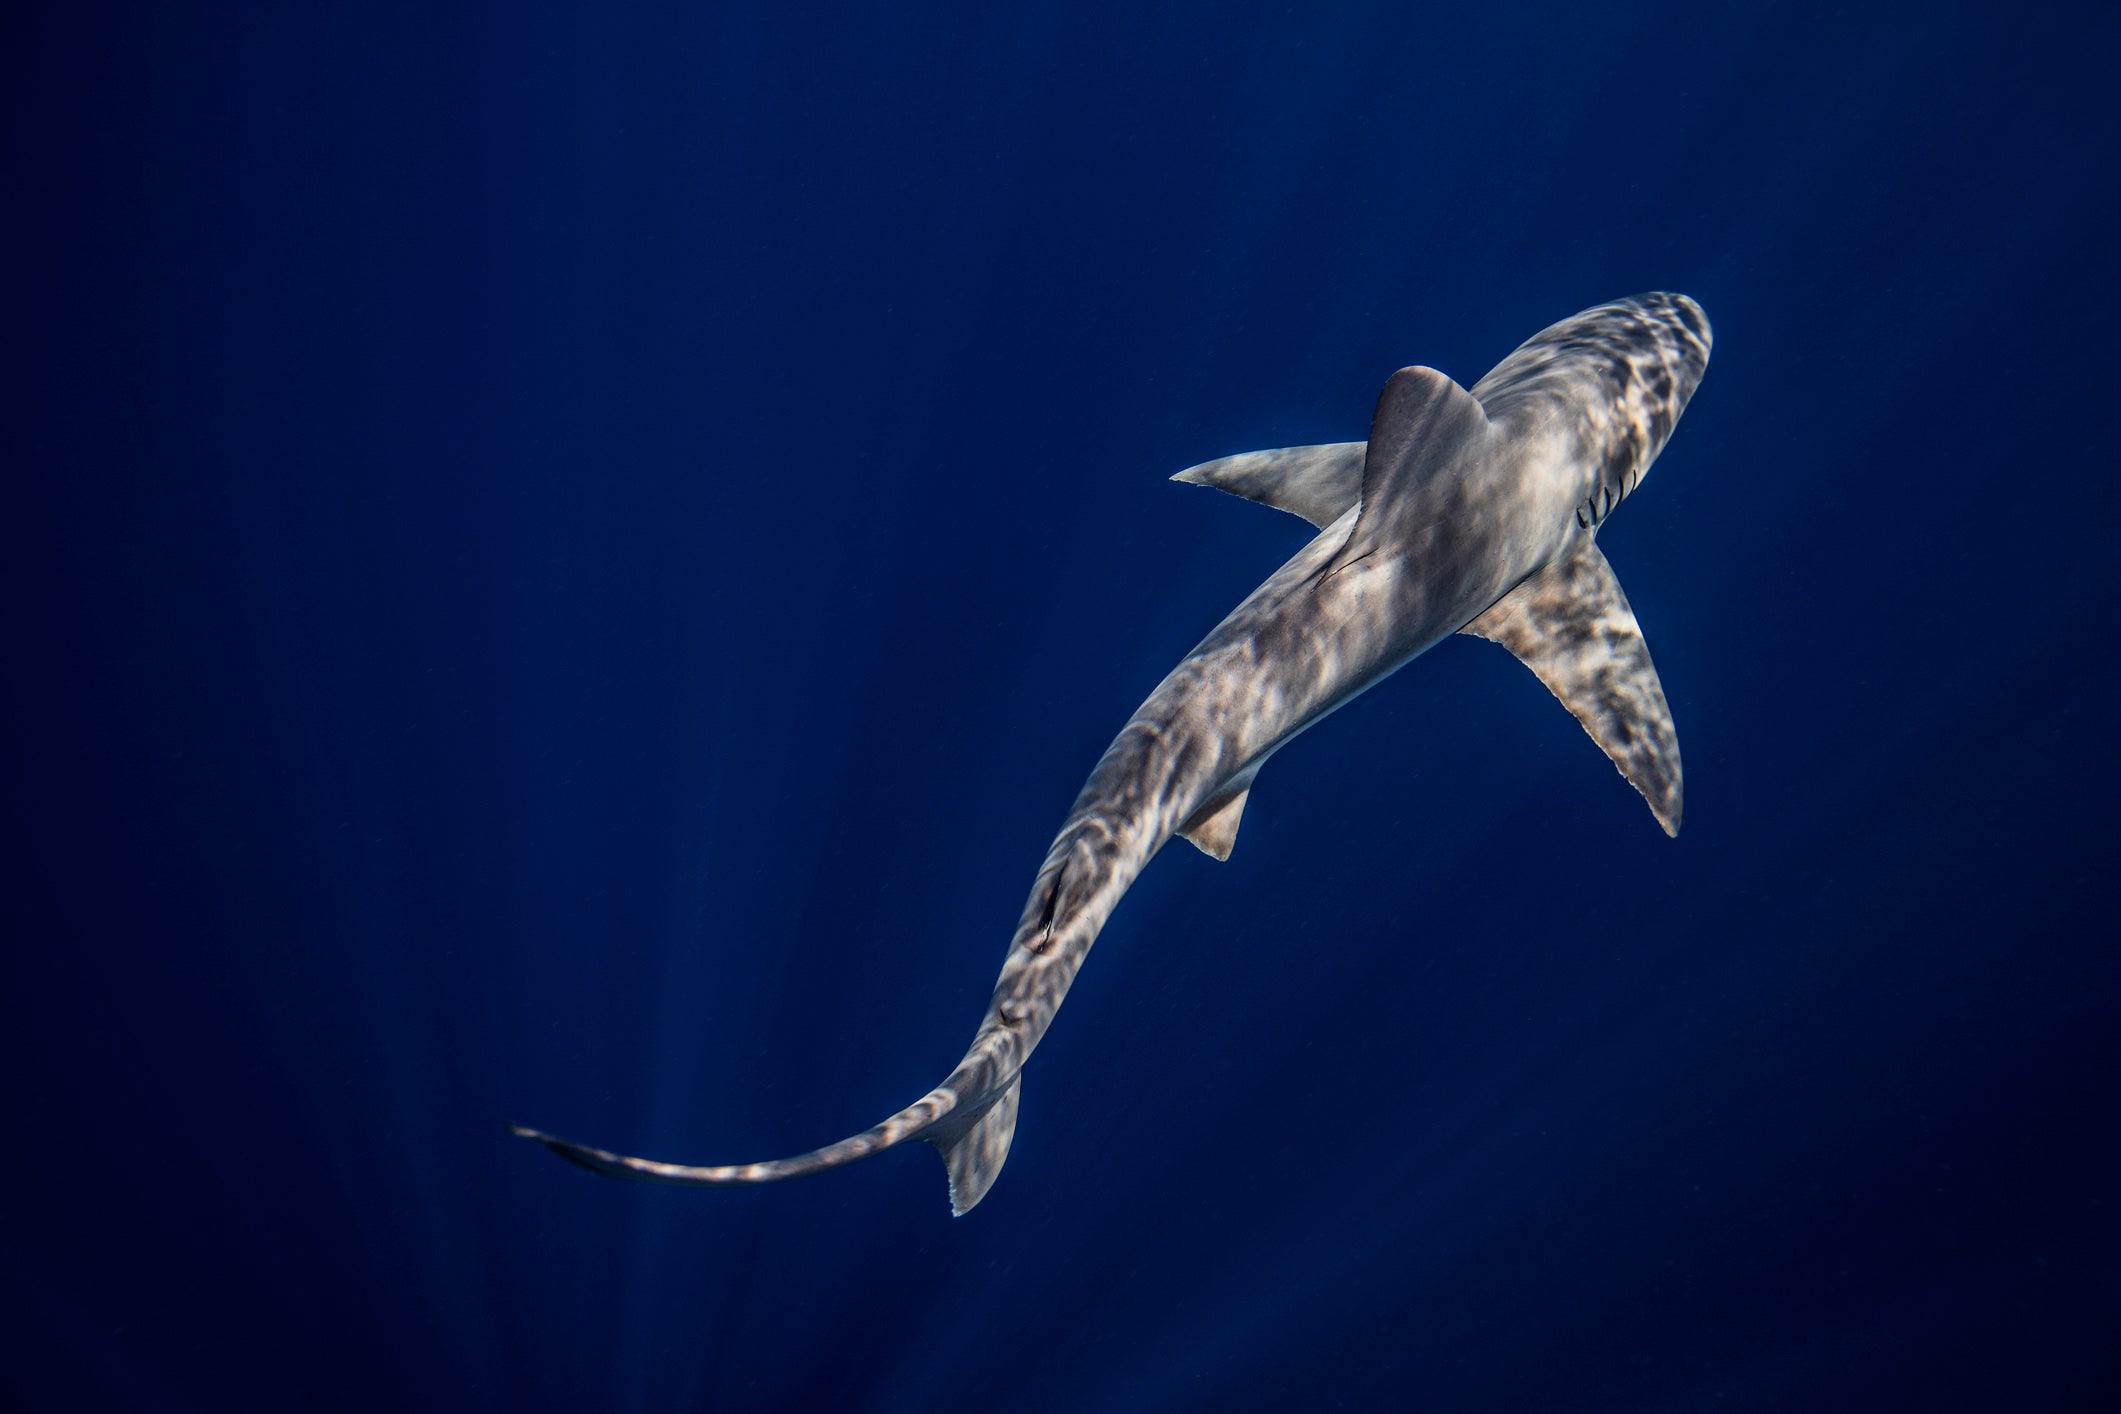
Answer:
1471, 292, 1712, 527
1622, 291, 1714, 428
1590, 292, 1711, 515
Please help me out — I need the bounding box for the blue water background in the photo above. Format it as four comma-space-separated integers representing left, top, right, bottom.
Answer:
8, 2, 2119, 1408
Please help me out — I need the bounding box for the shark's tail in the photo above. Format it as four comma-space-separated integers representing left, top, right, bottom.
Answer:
507, 1065, 1023, 1216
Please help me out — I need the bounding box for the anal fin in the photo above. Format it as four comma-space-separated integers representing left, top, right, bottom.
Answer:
928, 1076, 1020, 1216
1462, 540, 1683, 835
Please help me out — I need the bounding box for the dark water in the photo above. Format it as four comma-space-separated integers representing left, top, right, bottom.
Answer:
9, 2, 2119, 1409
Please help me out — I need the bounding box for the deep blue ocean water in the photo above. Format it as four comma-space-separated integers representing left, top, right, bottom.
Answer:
8, 2, 2119, 1409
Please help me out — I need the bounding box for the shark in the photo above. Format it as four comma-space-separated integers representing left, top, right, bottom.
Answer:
510, 292, 1713, 1214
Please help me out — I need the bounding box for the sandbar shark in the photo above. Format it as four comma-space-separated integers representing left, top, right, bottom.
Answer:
511, 293, 1713, 1213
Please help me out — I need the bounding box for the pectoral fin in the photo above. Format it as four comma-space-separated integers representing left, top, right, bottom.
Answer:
1171, 443, 1366, 529
1462, 541, 1683, 836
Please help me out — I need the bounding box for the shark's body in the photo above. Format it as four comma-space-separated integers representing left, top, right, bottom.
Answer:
512, 293, 1713, 1213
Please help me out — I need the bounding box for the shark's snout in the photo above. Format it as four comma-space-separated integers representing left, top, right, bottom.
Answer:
1668, 292, 1712, 349
1638, 291, 1713, 405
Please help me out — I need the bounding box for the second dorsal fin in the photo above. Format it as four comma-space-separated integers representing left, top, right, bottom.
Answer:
1176, 785, 1251, 861
1175, 759, 1266, 861
1170, 443, 1366, 529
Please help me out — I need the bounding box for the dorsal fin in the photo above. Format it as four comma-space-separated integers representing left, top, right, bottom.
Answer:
1461, 539, 1682, 835
1170, 443, 1366, 529
1328, 368, 1490, 572
1359, 367, 1489, 513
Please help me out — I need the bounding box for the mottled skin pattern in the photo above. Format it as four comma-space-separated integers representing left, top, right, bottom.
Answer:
511, 294, 1712, 1213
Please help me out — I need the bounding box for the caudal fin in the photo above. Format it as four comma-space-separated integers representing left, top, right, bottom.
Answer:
507, 1067, 1023, 1215
926, 1075, 1021, 1216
